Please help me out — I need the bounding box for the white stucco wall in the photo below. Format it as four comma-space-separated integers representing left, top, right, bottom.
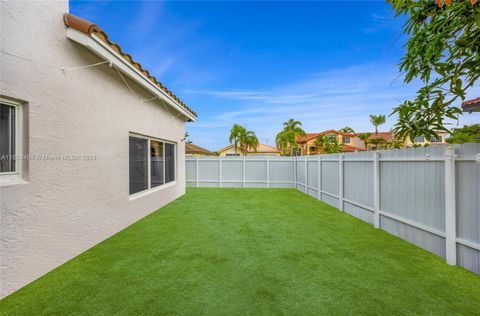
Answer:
0, 1, 189, 298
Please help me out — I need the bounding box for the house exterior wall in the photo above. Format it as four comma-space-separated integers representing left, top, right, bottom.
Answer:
218, 146, 244, 156
247, 152, 281, 156
299, 132, 362, 155
405, 133, 448, 147
0, 1, 187, 298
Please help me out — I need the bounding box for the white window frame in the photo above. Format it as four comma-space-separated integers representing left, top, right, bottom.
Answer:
342, 136, 351, 144
0, 97, 24, 186
129, 132, 177, 200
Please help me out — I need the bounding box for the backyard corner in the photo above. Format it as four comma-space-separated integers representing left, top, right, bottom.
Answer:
1, 188, 479, 315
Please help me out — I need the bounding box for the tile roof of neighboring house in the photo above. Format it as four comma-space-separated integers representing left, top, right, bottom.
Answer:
363, 131, 448, 142
63, 14, 197, 118
342, 144, 366, 152
218, 143, 281, 153
462, 97, 480, 112
185, 143, 216, 156
296, 130, 355, 143
367, 132, 396, 141
255, 143, 281, 153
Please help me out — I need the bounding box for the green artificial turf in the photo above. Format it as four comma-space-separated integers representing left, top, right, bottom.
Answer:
1, 188, 479, 315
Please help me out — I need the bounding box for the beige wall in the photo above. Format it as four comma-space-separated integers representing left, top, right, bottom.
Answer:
218, 146, 243, 156
0, 1, 188, 298
218, 146, 280, 156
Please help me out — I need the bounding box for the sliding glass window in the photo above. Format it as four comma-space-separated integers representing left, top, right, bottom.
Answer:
129, 134, 176, 195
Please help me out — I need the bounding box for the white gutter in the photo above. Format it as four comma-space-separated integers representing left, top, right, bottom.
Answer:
66, 28, 196, 122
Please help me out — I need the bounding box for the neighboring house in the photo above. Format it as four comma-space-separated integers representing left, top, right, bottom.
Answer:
0, 2, 196, 298
294, 130, 449, 154
295, 130, 365, 155
462, 97, 480, 113
406, 132, 449, 147
217, 143, 281, 156
186, 143, 216, 156
365, 132, 448, 149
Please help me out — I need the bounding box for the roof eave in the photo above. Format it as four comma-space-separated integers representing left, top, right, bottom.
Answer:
66, 28, 197, 122
462, 104, 480, 113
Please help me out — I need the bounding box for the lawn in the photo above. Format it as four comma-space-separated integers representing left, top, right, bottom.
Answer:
1, 188, 479, 315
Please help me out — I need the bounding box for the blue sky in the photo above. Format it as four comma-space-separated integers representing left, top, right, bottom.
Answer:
71, 1, 479, 150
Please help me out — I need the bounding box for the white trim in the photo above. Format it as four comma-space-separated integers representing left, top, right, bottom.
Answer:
0, 97, 23, 186
456, 238, 480, 251
129, 180, 177, 201
320, 190, 339, 199
378, 210, 445, 238
343, 198, 374, 212
66, 29, 196, 122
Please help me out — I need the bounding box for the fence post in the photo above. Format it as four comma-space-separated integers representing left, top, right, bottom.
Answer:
445, 146, 457, 266
317, 156, 321, 200
243, 156, 246, 188
373, 151, 380, 229
294, 156, 297, 189
219, 158, 222, 188
305, 157, 308, 193
196, 156, 199, 188
338, 154, 344, 211
266, 156, 270, 188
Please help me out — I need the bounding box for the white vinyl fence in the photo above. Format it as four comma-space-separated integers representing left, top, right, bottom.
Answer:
186, 143, 480, 274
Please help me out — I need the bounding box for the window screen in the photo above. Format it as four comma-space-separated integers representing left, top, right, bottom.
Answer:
165, 143, 175, 183
150, 140, 164, 188
430, 136, 441, 142
414, 136, 425, 142
0, 103, 16, 173
129, 135, 176, 195
129, 136, 148, 194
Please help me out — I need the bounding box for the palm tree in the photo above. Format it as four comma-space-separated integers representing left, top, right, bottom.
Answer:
239, 130, 259, 156
387, 139, 404, 149
282, 118, 306, 155
275, 130, 293, 156
357, 132, 372, 150
314, 134, 331, 153
369, 137, 386, 150
184, 132, 192, 144
339, 126, 355, 134
369, 114, 386, 137
325, 138, 343, 154
229, 124, 246, 156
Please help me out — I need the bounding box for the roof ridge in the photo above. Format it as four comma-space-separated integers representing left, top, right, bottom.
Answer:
63, 13, 197, 118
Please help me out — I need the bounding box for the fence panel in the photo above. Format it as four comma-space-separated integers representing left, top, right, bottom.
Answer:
186, 143, 480, 274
